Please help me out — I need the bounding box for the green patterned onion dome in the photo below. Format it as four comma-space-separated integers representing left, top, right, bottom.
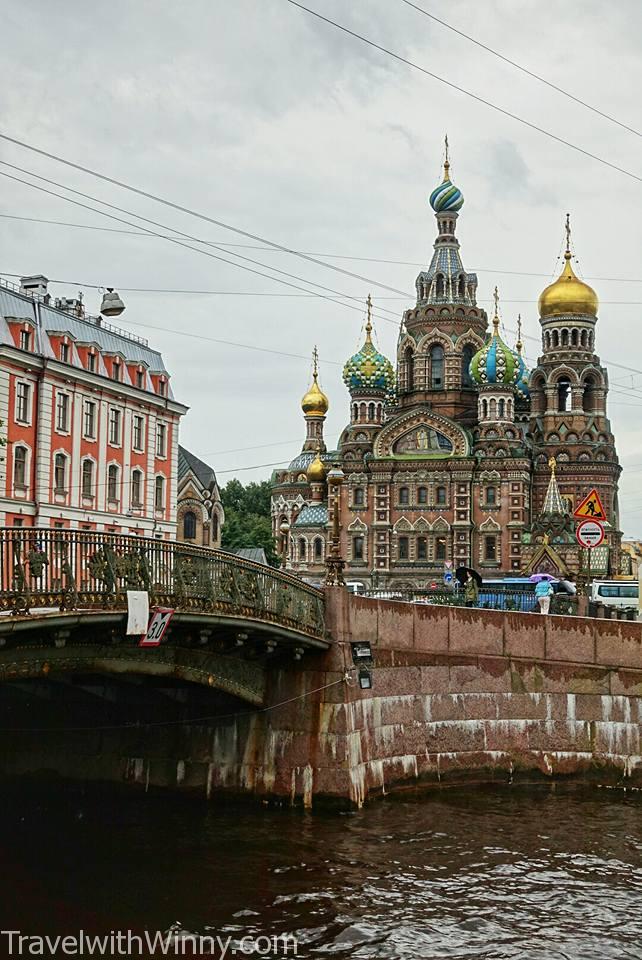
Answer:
429, 159, 464, 213
343, 321, 395, 394
515, 351, 530, 399
470, 317, 519, 388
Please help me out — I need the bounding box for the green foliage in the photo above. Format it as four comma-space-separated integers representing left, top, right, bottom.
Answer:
221, 479, 279, 566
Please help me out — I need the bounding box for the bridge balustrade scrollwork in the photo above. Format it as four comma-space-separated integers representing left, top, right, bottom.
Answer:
0, 528, 325, 641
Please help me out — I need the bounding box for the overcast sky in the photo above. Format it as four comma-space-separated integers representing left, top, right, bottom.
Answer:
2, 0, 642, 535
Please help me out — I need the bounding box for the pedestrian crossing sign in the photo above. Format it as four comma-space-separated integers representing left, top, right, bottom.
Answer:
573, 488, 606, 521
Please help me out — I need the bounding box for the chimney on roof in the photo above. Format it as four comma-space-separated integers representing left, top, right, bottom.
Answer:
20, 275, 49, 298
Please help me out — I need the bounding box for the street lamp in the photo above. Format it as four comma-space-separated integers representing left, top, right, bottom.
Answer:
325, 463, 345, 586
279, 519, 290, 568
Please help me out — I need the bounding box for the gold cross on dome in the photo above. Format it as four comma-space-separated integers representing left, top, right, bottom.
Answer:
565, 212, 571, 253
312, 345, 319, 378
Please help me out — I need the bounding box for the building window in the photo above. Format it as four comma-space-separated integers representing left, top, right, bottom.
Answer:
136, 370, 145, 389
13, 446, 27, 488
435, 536, 447, 560
314, 537, 323, 560
133, 416, 144, 452
557, 377, 571, 412
158, 378, 167, 397
486, 486, 497, 505
436, 486, 447, 505
81, 459, 94, 498
183, 511, 197, 539
56, 393, 69, 432
16, 382, 30, 423
87, 352, 97, 373
352, 535, 364, 562
59, 342, 69, 363
154, 475, 165, 511
19, 329, 31, 351
131, 469, 143, 507
417, 486, 428, 504
108, 408, 121, 445
298, 538, 306, 561
353, 487, 364, 507
112, 359, 122, 382
417, 536, 428, 560
484, 536, 497, 561
83, 400, 97, 439
405, 347, 414, 392
462, 345, 475, 387
54, 453, 67, 492
398, 536, 409, 560
156, 423, 167, 458
107, 464, 119, 501
399, 486, 410, 506
430, 344, 444, 388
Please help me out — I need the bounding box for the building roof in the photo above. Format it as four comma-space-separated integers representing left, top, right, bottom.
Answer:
178, 445, 217, 489
293, 504, 329, 528
234, 547, 268, 565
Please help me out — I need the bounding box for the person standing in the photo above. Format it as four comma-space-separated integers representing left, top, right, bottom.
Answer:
535, 578, 554, 614
464, 572, 479, 608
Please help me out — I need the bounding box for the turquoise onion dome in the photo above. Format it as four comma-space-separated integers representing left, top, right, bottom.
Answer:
469, 292, 519, 388
343, 298, 395, 395
429, 155, 464, 213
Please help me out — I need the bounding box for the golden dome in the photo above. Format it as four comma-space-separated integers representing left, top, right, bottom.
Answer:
538, 217, 598, 319
306, 450, 327, 483
301, 347, 329, 418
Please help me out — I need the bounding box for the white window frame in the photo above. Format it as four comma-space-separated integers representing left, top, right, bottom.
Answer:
55, 391, 70, 434
108, 407, 122, 446
107, 462, 120, 503
53, 451, 69, 493
12, 443, 29, 491
132, 415, 145, 453
131, 467, 144, 508
156, 422, 167, 458
83, 399, 97, 441
15, 379, 32, 425
154, 474, 165, 512
81, 457, 96, 500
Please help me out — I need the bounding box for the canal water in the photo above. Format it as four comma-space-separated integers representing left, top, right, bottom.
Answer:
0, 784, 640, 958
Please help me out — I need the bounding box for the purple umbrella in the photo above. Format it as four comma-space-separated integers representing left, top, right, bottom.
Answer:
529, 573, 558, 583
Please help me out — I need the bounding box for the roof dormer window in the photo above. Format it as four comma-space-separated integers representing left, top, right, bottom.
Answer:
158, 378, 167, 397
112, 358, 121, 382
136, 370, 145, 389
59, 342, 70, 363
20, 329, 31, 351
87, 352, 97, 373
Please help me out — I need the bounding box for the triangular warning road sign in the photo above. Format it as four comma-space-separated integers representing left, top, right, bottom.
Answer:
573, 487, 606, 521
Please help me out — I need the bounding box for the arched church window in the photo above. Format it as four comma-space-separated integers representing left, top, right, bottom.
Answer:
398, 536, 409, 560
498, 399, 505, 419
183, 511, 197, 540
430, 344, 444, 388
458, 275, 466, 299
486, 486, 497, 505
298, 538, 306, 561
583, 375, 598, 413
552, 330, 560, 348
405, 347, 414, 392
352, 535, 364, 561
561, 329, 569, 347
557, 377, 571, 412
352, 403, 358, 421
436, 486, 447, 505
417, 486, 428, 504
435, 536, 447, 560
368, 402, 375, 421
417, 536, 428, 560
482, 398, 488, 419
314, 537, 323, 560
484, 536, 497, 561
571, 329, 578, 346
462, 345, 475, 387
353, 487, 365, 506
359, 402, 366, 420
399, 486, 410, 506
435, 274, 445, 297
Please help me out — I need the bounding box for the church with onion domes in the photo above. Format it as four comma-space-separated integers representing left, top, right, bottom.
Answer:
271, 143, 622, 589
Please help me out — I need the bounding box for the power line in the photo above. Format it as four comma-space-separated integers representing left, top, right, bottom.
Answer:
0, 168, 400, 330
284, 0, 642, 184
3, 213, 642, 284
399, 0, 642, 138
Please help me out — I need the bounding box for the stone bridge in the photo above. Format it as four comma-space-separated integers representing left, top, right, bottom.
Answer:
1, 531, 642, 806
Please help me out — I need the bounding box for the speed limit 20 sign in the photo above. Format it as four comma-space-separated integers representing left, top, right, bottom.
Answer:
575, 519, 605, 549
139, 607, 175, 647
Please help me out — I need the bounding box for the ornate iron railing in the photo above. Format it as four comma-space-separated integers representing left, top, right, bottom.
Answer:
0, 528, 325, 640
363, 586, 578, 615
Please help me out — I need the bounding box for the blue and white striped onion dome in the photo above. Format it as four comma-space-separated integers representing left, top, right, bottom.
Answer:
343, 328, 395, 394
514, 352, 530, 399
469, 320, 520, 388
429, 174, 464, 213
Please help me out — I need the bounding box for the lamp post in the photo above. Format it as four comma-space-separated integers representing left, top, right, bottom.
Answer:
279, 520, 290, 569
325, 464, 345, 586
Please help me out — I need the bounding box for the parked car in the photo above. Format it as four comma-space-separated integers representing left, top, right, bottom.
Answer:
590, 580, 638, 610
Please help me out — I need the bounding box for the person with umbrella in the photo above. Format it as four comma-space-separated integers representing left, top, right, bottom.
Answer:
530, 573, 556, 614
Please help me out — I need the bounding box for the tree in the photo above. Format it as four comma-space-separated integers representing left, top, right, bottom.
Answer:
220, 479, 279, 566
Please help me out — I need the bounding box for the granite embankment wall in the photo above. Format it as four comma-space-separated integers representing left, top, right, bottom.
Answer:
4, 592, 642, 806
